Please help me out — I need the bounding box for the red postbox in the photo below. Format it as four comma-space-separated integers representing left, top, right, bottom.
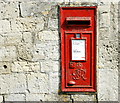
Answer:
60, 7, 97, 92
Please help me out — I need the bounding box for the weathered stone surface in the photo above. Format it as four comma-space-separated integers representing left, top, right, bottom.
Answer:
98, 4, 110, 13
10, 17, 44, 32
26, 93, 45, 101
48, 18, 58, 30
0, 20, 11, 33
0, 73, 26, 94
97, 69, 118, 101
27, 73, 49, 93
26, 93, 71, 101
0, 95, 3, 103
2, 32, 22, 45
44, 94, 71, 101
99, 13, 110, 28
11, 61, 40, 73
0, 35, 5, 46
44, 41, 60, 60
71, 95, 96, 101
20, 2, 53, 17
99, 28, 110, 40
32, 44, 45, 61
33, 41, 60, 60
5, 94, 25, 101
0, 2, 19, 19
0, 46, 17, 61
49, 72, 59, 93
22, 32, 33, 43
0, 62, 11, 74
70, 0, 97, 3
41, 60, 59, 73
36, 30, 59, 41
17, 43, 33, 61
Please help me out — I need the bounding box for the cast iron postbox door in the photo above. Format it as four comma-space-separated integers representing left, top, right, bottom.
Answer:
60, 7, 97, 92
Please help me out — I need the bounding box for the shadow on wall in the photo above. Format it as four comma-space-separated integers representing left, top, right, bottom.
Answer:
118, 1, 120, 103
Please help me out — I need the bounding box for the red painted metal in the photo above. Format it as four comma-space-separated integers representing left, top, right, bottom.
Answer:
60, 7, 97, 92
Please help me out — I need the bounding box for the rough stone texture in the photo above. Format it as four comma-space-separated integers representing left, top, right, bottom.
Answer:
0, 20, 11, 33
26, 93, 71, 101
0, 62, 11, 74
0, 2, 19, 20
71, 95, 96, 101
0, 96, 3, 103
49, 72, 59, 93
25, 93, 46, 101
0, 73, 26, 94
97, 69, 118, 101
10, 17, 45, 32
27, 73, 49, 93
2, 32, 22, 45
5, 94, 25, 101
11, 61, 40, 73
0, 46, 17, 61
0, 0, 119, 102
41, 60, 59, 73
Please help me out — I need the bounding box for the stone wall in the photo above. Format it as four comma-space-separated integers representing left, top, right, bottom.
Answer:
0, 0, 119, 102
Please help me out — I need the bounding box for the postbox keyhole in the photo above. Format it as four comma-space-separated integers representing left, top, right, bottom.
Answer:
75, 33, 81, 38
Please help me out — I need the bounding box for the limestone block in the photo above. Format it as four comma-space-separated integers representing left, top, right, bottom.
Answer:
0, 46, 17, 61
98, 5, 110, 13
20, 2, 53, 17
2, 32, 22, 45
41, 60, 59, 73
11, 61, 40, 73
36, 30, 59, 41
48, 18, 58, 30
26, 93, 45, 101
5, 94, 25, 101
99, 13, 110, 28
44, 94, 71, 101
97, 69, 118, 101
33, 41, 60, 60
0, 35, 4, 46
99, 28, 110, 40
0, 62, 11, 74
11, 17, 44, 32
32, 44, 45, 61
0, 73, 26, 94
0, 95, 3, 103
48, 6, 58, 19
110, 3, 118, 34
26, 93, 71, 101
64, 0, 69, 3
71, 95, 96, 101
49, 72, 59, 93
38, 41, 59, 60
48, 0, 64, 3
44, 43, 60, 60
0, 20, 11, 33
98, 39, 118, 69
17, 43, 33, 61
99, 0, 118, 3
70, 0, 97, 3
22, 32, 33, 43
0, 2, 19, 19
27, 73, 49, 93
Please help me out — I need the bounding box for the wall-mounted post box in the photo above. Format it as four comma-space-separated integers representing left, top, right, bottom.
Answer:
60, 7, 97, 92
